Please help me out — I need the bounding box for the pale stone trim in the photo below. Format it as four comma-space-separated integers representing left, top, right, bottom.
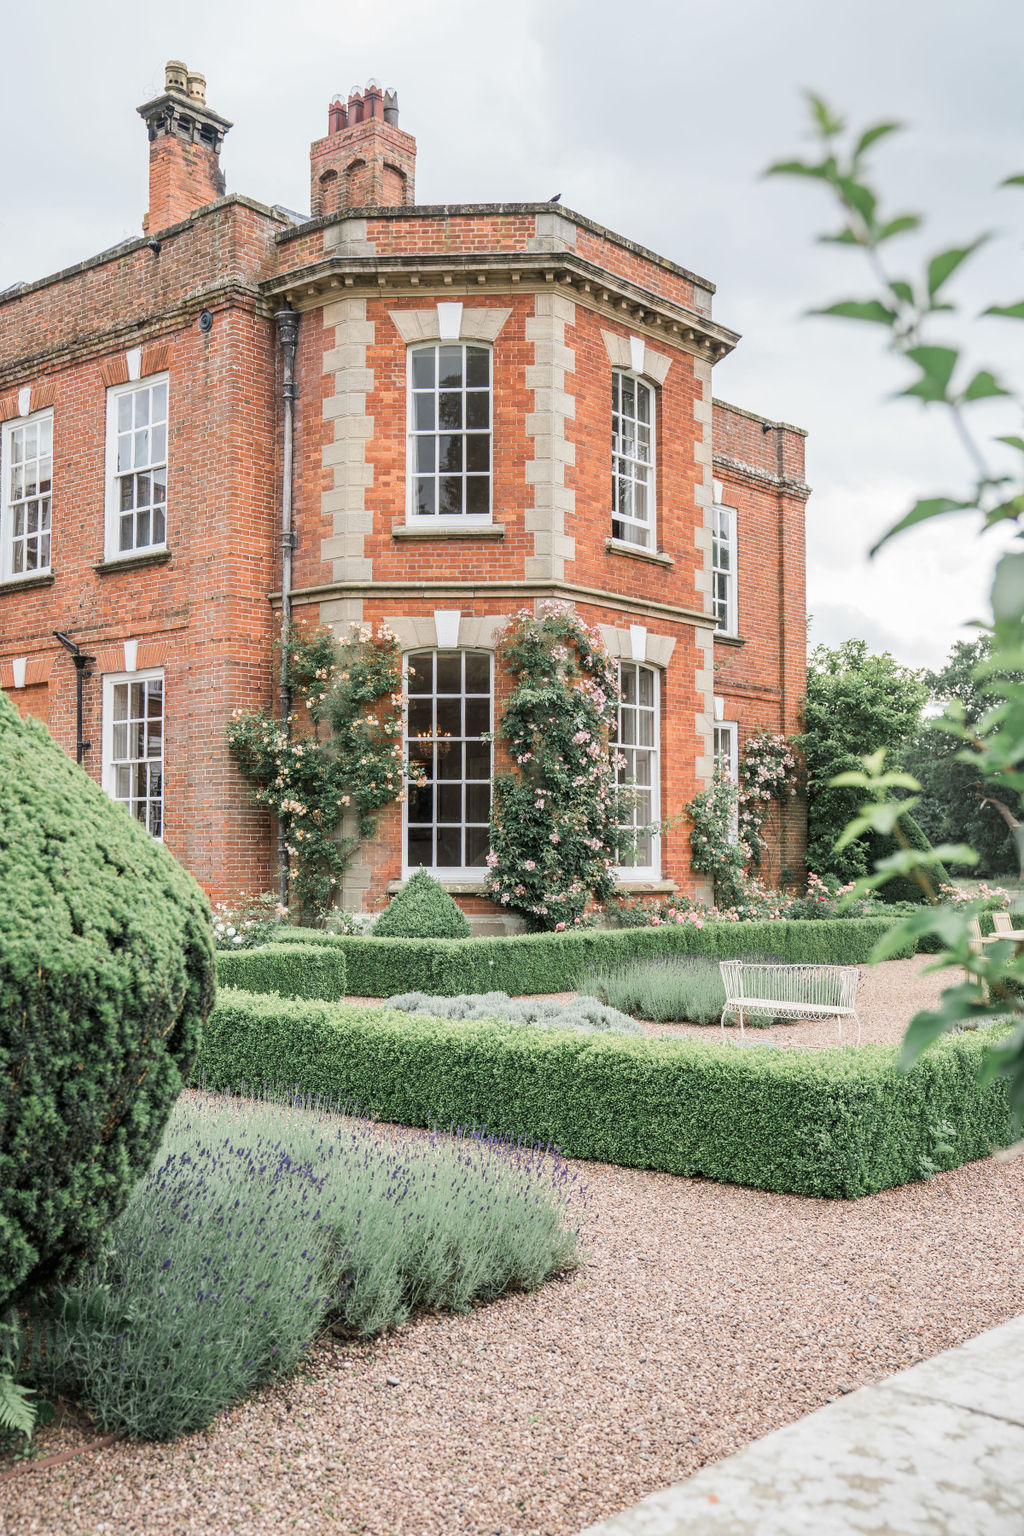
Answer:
694, 624, 715, 790
525, 292, 576, 581
526, 212, 578, 252
384, 613, 510, 651
321, 298, 374, 581
323, 218, 376, 256
598, 625, 676, 668
388, 307, 512, 344
601, 330, 672, 386
318, 596, 364, 632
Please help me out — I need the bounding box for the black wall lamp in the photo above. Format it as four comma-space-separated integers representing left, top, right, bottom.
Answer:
54, 631, 95, 765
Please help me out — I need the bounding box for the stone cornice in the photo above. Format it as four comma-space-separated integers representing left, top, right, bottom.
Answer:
272, 577, 717, 628
713, 452, 811, 499
275, 201, 718, 296
263, 252, 739, 361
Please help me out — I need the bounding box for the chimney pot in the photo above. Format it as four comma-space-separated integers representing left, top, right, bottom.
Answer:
165, 59, 188, 94
187, 71, 207, 104
383, 89, 399, 126
311, 78, 416, 214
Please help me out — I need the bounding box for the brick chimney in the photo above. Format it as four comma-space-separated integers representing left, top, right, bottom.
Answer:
137, 61, 232, 233
309, 82, 416, 218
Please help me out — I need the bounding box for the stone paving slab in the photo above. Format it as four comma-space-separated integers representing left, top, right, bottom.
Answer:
580, 1315, 1024, 1536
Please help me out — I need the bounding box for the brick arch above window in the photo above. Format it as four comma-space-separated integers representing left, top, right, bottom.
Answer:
389, 305, 512, 345
601, 330, 672, 387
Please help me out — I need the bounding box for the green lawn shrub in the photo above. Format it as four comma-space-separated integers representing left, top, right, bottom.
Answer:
0, 694, 214, 1315
215, 943, 347, 1000
252, 917, 913, 998
196, 989, 1013, 1198
373, 870, 471, 938
30, 1091, 580, 1439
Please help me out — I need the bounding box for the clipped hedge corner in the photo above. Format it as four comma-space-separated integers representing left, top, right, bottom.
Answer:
0, 695, 215, 1312
196, 988, 1013, 1199
215, 943, 347, 1000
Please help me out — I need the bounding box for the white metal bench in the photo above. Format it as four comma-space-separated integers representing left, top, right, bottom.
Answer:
719, 961, 862, 1043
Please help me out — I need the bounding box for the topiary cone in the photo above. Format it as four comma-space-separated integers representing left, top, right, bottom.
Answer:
0, 695, 215, 1312
373, 868, 472, 939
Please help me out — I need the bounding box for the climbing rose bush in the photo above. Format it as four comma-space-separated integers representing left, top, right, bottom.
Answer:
485, 602, 634, 930
739, 731, 798, 864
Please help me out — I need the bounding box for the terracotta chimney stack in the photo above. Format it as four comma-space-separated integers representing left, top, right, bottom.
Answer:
137, 61, 232, 233
309, 81, 416, 218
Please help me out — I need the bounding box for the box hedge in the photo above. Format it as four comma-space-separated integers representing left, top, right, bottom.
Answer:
0, 694, 214, 1313
258, 917, 913, 998
215, 943, 347, 1000
196, 989, 1013, 1199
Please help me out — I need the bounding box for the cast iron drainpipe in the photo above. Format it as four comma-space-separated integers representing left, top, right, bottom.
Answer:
275, 305, 300, 911
53, 630, 95, 764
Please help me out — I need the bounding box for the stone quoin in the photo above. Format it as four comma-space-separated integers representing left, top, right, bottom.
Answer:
0, 62, 808, 929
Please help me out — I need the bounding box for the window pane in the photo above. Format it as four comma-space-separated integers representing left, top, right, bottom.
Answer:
408, 827, 432, 866
416, 437, 435, 473
438, 743, 463, 781
466, 394, 488, 430
136, 391, 150, 428
439, 476, 462, 515
118, 395, 132, 432
436, 826, 461, 867
408, 654, 433, 694
465, 347, 489, 388
438, 393, 462, 430
465, 435, 489, 472
465, 826, 489, 866
412, 350, 435, 389
464, 698, 489, 737
465, 477, 489, 515
438, 784, 461, 823
409, 784, 434, 822
408, 697, 432, 735
464, 653, 489, 693
436, 653, 461, 692
639, 670, 654, 706
466, 782, 490, 821
409, 740, 434, 777
152, 382, 168, 420
439, 434, 463, 472
414, 394, 436, 431
464, 738, 489, 778
415, 478, 437, 516
435, 697, 461, 738
152, 507, 166, 544
438, 346, 463, 388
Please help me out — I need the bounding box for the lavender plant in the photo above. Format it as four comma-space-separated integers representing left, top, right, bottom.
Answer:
385, 989, 642, 1035
582, 953, 786, 1026
27, 1093, 583, 1440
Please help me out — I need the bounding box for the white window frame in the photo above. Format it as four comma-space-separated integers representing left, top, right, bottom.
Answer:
712, 503, 738, 635
406, 343, 493, 524
102, 668, 165, 839
1, 408, 53, 583
402, 649, 493, 880
613, 661, 661, 879
611, 370, 656, 550
714, 720, 740, 843
104, 373, 169, 561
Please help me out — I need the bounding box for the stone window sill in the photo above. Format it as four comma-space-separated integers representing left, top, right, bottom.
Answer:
388, 878, 489, 895
94, 549, 173, 576
713, 632, 745, 647
393, 522, 505, 541
613, 879, 677, 894
0, 572, 56, 595
605, 538, 673, 567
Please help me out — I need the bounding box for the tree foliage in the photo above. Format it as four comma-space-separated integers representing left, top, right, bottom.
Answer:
769, 95, 1024, 1109
801, 639, 929, 882
905, 637, 1023, 877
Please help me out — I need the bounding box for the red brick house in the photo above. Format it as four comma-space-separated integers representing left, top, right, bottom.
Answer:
0, 63, 807, 925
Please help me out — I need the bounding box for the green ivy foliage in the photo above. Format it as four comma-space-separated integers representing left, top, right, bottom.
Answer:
373, 869, 472, 939
0, 693, 214, 1314
484, 601, 631, 930
197, 989, 1013, 1199
228, 624, 409, 921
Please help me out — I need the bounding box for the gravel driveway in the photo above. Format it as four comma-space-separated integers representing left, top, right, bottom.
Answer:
4, 957, 1023, 1536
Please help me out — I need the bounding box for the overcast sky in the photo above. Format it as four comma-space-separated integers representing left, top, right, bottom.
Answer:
3, 0, 1022, 674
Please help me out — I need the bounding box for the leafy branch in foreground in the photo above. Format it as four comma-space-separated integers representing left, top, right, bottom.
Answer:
768, 96, 1024, 1113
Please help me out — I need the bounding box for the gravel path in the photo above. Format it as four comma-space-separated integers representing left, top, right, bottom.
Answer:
4, 957, 1022, 1536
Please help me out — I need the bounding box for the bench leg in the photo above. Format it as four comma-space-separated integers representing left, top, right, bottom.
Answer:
738, 1007, 745, 1039
853, 1010, 862, 1046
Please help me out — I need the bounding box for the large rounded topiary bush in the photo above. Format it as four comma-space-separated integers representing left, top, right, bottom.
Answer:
0, 694, 215, 1312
